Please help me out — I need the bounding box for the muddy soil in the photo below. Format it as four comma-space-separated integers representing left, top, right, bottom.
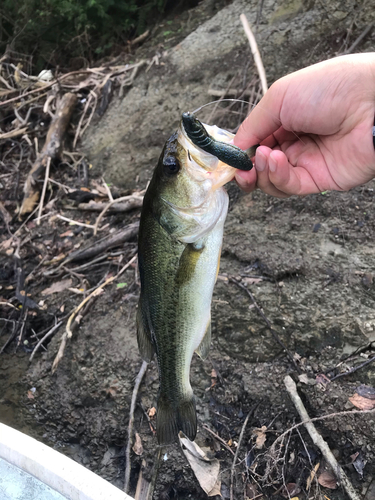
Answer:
2, 0, 375, 499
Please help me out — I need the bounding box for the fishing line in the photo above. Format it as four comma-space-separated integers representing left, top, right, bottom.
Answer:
191, 98, 305, 145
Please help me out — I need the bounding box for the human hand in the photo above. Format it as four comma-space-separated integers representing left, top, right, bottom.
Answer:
234, 53, 375, 197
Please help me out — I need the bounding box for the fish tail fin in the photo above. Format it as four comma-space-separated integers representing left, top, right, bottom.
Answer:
157, 393, 197, 445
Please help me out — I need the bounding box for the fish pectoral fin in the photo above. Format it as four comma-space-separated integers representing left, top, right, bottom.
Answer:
195, 319, 211, 360
136, 301, 155, 363
157, 393, 197, 445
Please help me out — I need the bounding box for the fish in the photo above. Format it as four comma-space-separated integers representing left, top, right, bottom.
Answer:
137, 114, 254, 445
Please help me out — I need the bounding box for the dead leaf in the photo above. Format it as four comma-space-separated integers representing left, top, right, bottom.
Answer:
281, 483, 300, 498
242, 277, 263, 286
350, 451, 366, 477
298, 373, 316, 385
148, 407, 156, 418
246, 483, 262, 499
306, 462, 320, 490
356, 384, 375, 400
318, 470, 337, 489
179, 432, 221, 497
316, 373, 331, 388
349, 393, 375, 410
132, 432, 143, 456
252, 426, 267, 449
42, 279, 72, 296
27, 390, 35, 399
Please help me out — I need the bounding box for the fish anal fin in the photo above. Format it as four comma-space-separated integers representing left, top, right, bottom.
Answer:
195, 319, 211, 360
157, 393, 197, 445
136, 301, 154, 363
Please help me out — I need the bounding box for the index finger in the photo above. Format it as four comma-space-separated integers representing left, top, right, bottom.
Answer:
233, 80, 286, 150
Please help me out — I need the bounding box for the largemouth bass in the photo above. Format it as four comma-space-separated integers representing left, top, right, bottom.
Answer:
137, 114, 254, 445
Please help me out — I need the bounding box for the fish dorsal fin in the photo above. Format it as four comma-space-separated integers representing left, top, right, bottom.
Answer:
195, 319, 211, 359
136, 301, 155, 362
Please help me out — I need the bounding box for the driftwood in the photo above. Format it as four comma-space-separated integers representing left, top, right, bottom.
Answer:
19, 93, 77, 217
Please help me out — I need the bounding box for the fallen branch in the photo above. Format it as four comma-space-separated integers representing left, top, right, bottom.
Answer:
230, 404, 258, 500
240, 14, 268, 96
202, 424, 235, 456
74, 196, 143, 214
330, 353, 375, 381
92, 195, 143, 235
36, 156, 51, 225
61, 222, 139, 265
29, 321, 62, 362
124, 360, 148, 494
284, 375, 361, 500
51, 254, 137, 373
19, 93, 77, 217
344, 23, 374, 54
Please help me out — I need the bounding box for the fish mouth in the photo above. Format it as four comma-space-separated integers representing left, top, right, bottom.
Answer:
181, 112, 253, 171
178, 123, 237, 190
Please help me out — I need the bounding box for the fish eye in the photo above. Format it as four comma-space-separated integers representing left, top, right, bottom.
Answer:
164, 156, 180, 175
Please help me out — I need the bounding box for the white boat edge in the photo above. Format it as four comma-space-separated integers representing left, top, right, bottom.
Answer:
0, 423, 134, 500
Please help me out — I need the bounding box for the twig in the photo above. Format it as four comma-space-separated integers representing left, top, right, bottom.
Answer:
229, 277, 301, 373
124, 360, 148, 494
202, 424, 235, 456
51, 254, 137, 373
329, 354, 375, 381
230, 404, 259, 500
284, 375, 361, 500
93, 195, 143, 235
74, 196, 143, 216
58, 222, 139, 265
55, 214, 96, 230
0, 127, 28, 139
240, 14, 268, 96
344, 23, 374, 54
36, 156, 51, 225
29, 321, 62, 362
147, 447, 162, 500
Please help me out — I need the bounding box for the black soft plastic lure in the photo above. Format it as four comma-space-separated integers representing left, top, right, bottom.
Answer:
181, 112, 257, 171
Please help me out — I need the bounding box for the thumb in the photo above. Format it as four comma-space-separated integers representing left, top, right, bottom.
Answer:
234, 79, 286, 150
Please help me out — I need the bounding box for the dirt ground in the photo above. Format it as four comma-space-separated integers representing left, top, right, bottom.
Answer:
1, 0, 375, 499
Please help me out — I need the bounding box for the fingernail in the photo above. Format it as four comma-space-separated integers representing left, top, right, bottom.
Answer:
269, 154, 277, 173
256, 150, 266, 172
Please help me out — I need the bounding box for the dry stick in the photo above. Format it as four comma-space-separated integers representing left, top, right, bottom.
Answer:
124, 360, 148, 494
19, 92, 77, 217
329, 353, 375, 381
51, 254, 137, 373
147, 447, 162, 500
29, 321, 62, 362
284, 375, 361, 500
230, 278, 301, 373
230, 404, 259, 500
202, 424, 235, 456
93, 195, 144, 235
344, 23, 374, 54
36, 156, 51, 225
73, 91, 94, 149
75, 196, 143, 215
240, 14, 268, 96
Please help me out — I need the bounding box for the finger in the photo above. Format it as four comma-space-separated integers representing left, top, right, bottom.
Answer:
235, 167, 257, 193
254, 148, 291, 198
233, 80, 287, 150
268, 150, 323, 195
